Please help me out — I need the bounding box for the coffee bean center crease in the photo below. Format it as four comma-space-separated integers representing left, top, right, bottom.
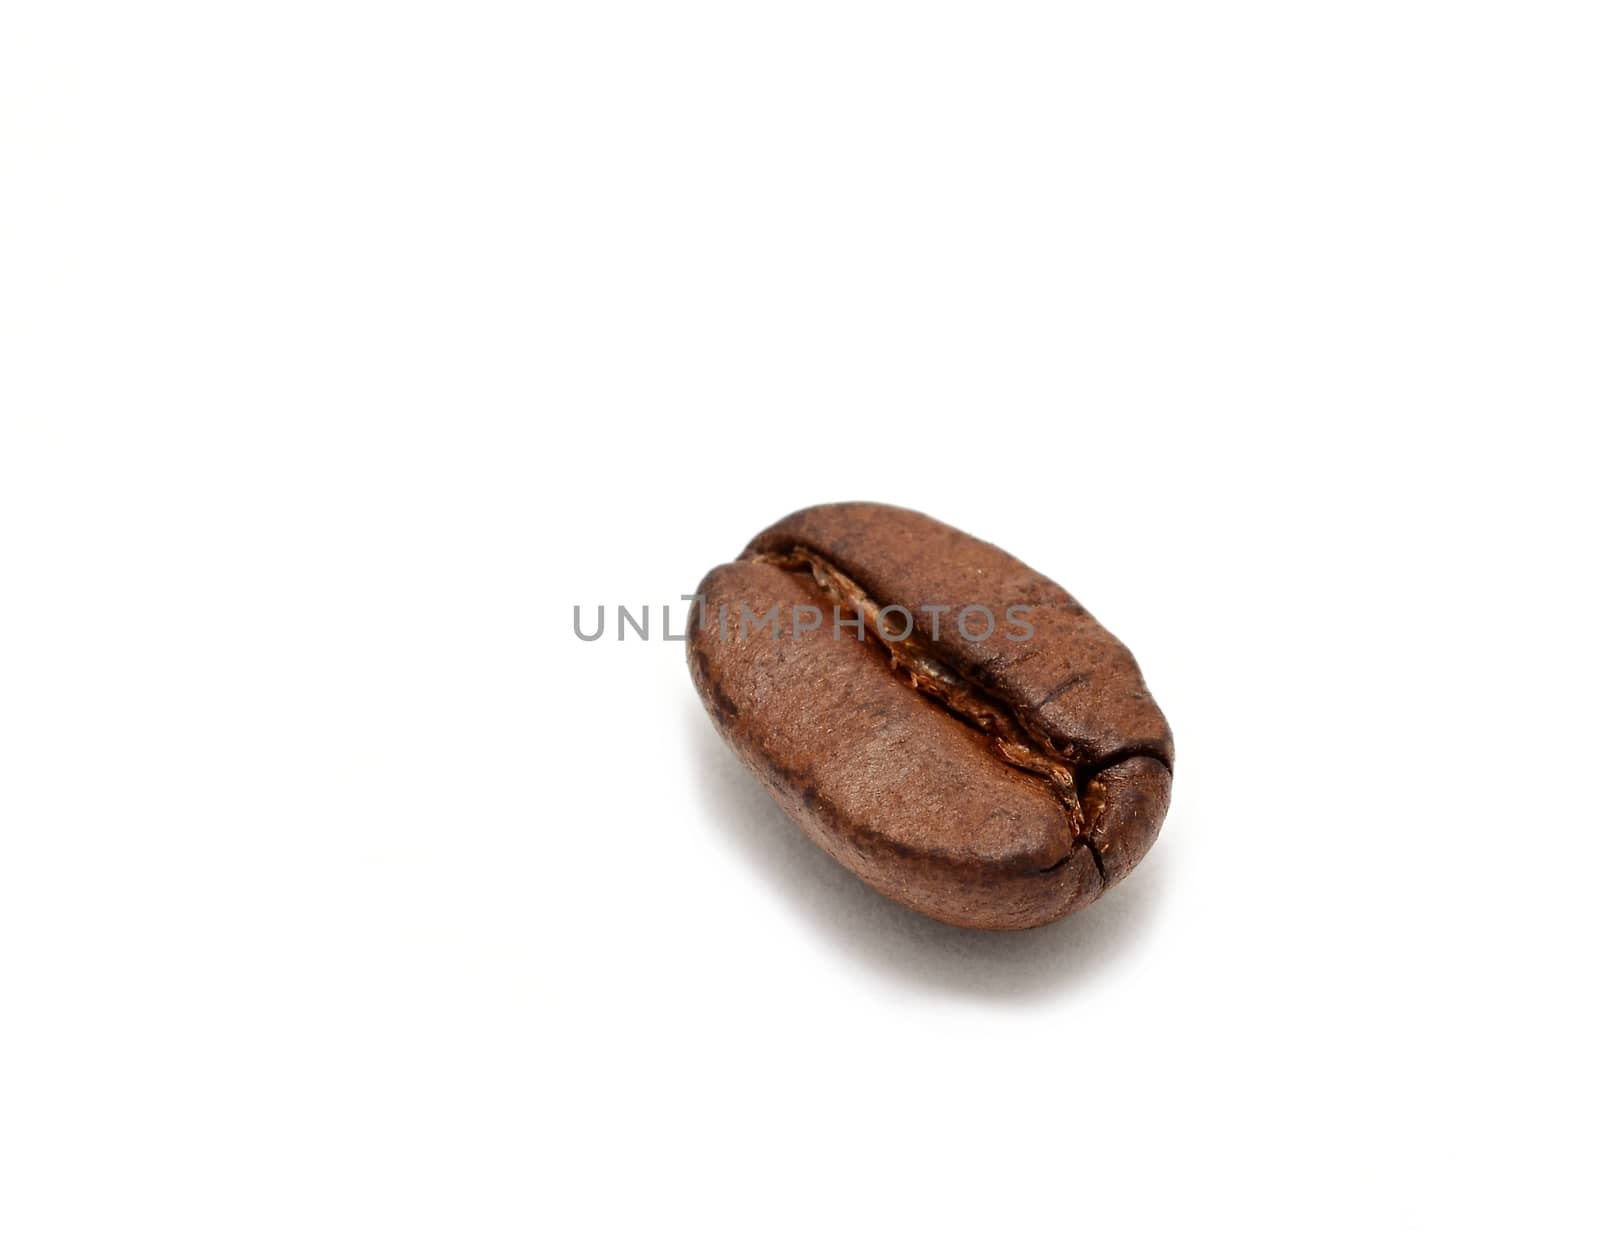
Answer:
752, 546, 1105, 874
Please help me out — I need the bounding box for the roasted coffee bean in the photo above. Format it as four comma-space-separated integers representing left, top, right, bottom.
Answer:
688, 502, 1173, 931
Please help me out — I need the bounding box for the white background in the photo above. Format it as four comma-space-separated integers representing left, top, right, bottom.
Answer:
2, 3, 1596, 1233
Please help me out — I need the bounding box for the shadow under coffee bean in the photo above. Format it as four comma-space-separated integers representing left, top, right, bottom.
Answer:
688, 502, 1174, 931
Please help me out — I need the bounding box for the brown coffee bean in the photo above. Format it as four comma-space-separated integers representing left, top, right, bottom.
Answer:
688, 502, 1173, 931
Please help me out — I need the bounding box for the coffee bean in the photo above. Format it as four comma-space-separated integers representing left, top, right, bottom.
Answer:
688, 502, 1173, 931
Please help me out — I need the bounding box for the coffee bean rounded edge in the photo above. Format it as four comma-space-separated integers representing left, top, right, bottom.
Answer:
688, 502, 1174, 931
